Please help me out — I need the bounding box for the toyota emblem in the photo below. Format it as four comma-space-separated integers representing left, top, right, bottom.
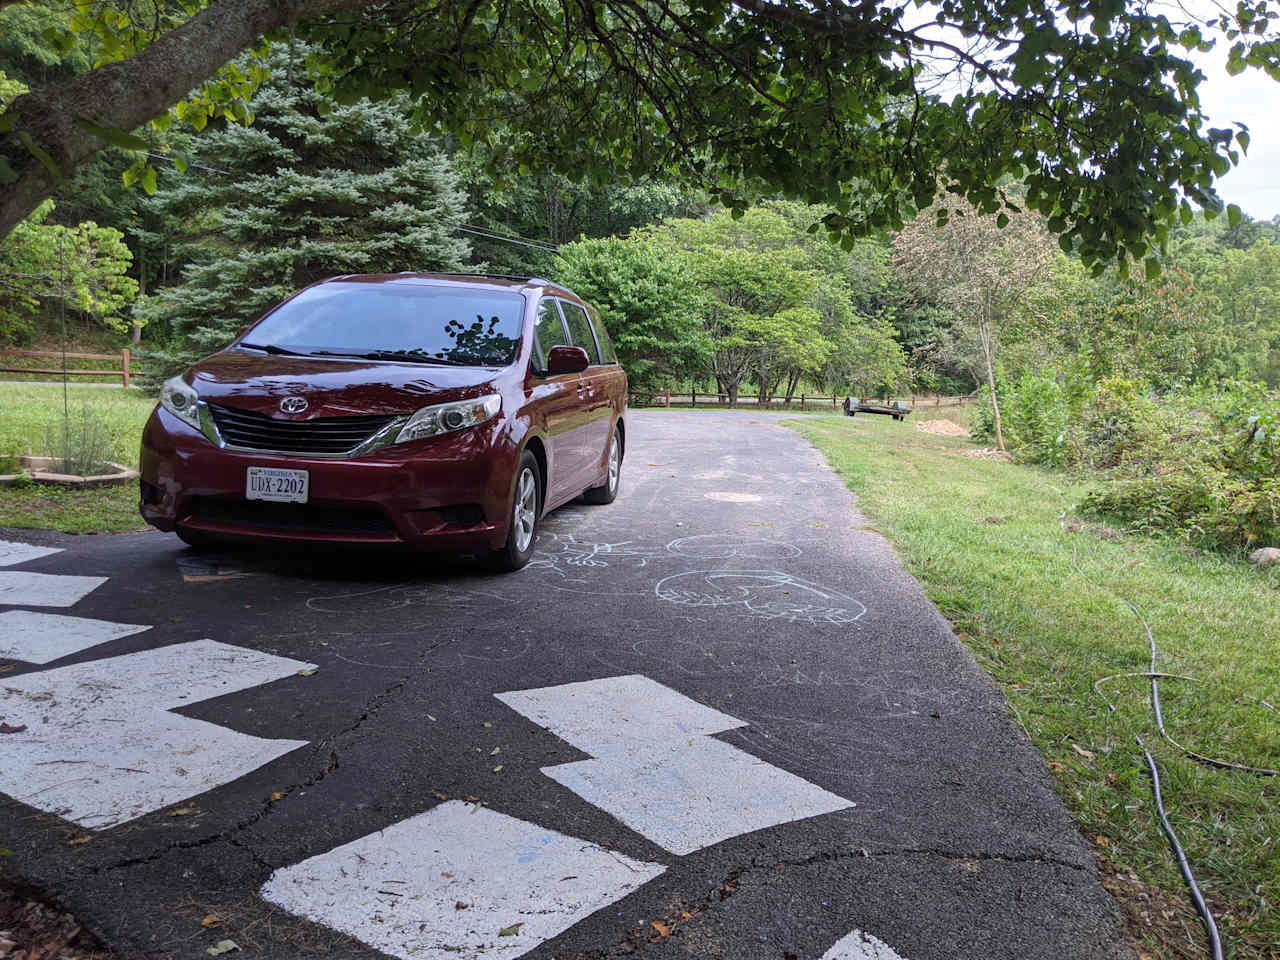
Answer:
280, 396, 309, 414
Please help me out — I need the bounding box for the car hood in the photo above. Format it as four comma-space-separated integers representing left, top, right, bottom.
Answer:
188, 349, 502, 418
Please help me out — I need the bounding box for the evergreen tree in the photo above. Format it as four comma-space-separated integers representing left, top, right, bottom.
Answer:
137, 44, 470, 382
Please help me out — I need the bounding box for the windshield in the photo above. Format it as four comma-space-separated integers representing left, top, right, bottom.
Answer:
243, 282, 525, 366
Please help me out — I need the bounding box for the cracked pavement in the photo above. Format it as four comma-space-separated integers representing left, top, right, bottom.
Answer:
0, 411, 1133, 959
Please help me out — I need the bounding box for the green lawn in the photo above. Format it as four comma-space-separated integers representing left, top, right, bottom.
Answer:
792, 414, 1280, 960
0, 383, 155, 533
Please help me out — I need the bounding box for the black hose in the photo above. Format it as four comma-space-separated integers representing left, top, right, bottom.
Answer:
1137, 736, 1224, 960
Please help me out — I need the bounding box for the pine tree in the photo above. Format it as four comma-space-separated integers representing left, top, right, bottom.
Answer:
137, 43, 470, 383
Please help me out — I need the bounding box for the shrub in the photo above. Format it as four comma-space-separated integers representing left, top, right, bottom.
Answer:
44, 403, 114, 476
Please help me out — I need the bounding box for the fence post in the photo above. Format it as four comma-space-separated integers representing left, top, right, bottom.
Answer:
121, 348, 131, 388
664, 388, 671, 408
690, 388, 696, 407
832, 395, 837, 410
800, 394, 805, 410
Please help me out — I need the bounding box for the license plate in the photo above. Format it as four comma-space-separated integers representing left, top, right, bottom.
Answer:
246, 467, 309, 503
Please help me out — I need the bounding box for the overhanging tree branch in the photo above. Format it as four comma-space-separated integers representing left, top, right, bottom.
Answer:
0, 0, 377, 237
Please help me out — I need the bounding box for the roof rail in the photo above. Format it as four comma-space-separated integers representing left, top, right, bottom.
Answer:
387, 272, 581, 298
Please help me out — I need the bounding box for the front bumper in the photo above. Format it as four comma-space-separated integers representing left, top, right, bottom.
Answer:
139, 407, 515, 551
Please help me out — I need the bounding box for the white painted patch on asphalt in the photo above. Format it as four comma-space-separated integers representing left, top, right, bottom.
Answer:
496, 675, 853, 855
821, 928, 912, 959
0, 639, 313, 829
0, 611, 150, 664
704, 491, 764, 502
0, 540, 62, 567
0, 571, 108, 607
261, 800, 665, 960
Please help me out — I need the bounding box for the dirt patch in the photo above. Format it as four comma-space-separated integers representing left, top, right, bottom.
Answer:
915, 419, 970, 438
0, 884, 115, 960
1097, 857, 1215, 960
954, 446, 1012, 461
1063, 518, 1128, 542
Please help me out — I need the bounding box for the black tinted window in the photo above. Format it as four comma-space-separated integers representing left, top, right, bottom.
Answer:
533, 298, 568, 371
585, 304, 617, 363
247, 282, 524, 366
559, 300, 600, 363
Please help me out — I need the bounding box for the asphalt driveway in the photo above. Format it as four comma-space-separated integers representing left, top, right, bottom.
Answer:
0, 410, 1132, 960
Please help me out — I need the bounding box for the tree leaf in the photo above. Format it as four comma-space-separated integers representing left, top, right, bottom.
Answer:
498, 923, 524, 937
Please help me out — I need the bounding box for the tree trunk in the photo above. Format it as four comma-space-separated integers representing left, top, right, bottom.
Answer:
0, 0, 376, 239
784, 370, 801, 403
978, 312, 1005, 453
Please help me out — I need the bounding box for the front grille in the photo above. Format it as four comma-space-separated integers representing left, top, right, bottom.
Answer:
186, 497, 397, 536
207, 403, 398, 455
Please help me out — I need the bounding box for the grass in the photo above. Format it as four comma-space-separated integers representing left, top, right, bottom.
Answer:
791, 413, 1280, 960
0, 383, 155, 533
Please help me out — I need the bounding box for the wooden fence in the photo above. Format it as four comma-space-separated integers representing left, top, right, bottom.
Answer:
628, 389, 971, 410
0, 348, 138, 387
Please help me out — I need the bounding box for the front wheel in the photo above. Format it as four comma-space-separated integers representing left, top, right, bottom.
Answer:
583, 425, 622, 505
487, 451, 542, 572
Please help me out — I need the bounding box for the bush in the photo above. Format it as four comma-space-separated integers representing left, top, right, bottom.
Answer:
43, 402, 115, 476
1081, 382, 1280, 550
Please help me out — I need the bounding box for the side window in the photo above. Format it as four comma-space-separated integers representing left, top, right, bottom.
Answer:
585, 304, 617, 364
558, 300, 600, 364
533, 298, 569, 373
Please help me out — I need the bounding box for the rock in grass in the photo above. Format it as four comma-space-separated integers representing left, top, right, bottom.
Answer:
1249, 547, 1280, 568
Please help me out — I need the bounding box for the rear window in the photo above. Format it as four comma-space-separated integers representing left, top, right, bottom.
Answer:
558, 300, 600, 363
245, 282, 525, 366
585, 304, 617, 364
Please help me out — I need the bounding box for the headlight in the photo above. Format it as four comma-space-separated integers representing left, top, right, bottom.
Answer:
159, 376, 201, 430
396, 394, 501, 444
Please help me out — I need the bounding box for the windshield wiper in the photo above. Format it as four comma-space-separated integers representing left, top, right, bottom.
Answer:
312, 349, 483, 366
239, 342, 310, 356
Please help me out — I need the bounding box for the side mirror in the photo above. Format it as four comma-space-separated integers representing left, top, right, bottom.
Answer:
547, 345, 590, 375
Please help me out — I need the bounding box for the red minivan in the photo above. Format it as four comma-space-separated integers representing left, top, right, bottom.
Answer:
139, 274, 628, 570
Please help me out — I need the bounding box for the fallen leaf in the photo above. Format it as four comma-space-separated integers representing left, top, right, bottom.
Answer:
455, 902, 469, 910
651, 920, 671, 938
1047, 761, 1067, 773
0, 723, 26, 734
270, 792, 284, 801
296, 668, 317, 677
434, 792, 449, 801
492, 765, 503, 773
427, 714, 437, 722
200, 914, 221, 928
441, 872, 454, 879
0, 848, 13, 856
489, 747, 501, 756
1071, 743, 1095, 761
207, 939, 240, 955
67, 835, 92, 846
1095, 835, 1111, 848
679, 911, 693, 922
170, 807, 195, 817
481, 722, 492, 728
498, 923, 524, 937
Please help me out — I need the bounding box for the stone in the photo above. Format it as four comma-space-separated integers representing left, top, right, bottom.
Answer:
1249, 547, 1280, 568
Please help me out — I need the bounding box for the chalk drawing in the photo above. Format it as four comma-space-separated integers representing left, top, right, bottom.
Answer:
0, 639, 312, 829
0, 611, 149, 664
655, 570, 867, 625
0, 539, 62, 567
0, 571, 108, 608
821, 928, 912, 959
305, 582, 518, 614
495, 674, 853, 855
261, 800, 665, 960
666, 534, 802, 561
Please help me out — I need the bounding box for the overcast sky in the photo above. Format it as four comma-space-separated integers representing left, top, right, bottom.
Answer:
1191, 44, 1279, 221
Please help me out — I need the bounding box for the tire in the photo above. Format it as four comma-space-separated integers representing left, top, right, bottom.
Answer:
488, 451, 542, 572
583, 424, 622, 505
175, 527, 216, 550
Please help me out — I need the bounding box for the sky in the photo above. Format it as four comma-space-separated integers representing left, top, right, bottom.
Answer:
1191, 43, 1280, 221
